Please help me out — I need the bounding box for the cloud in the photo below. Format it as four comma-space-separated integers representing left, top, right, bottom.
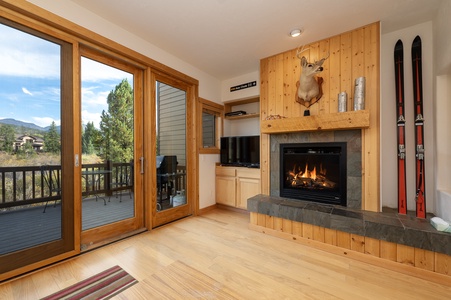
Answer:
82, 109, 103, 129
82, 86, 109, 107
22, 87, 33, 96
32, 116, 60, 128
0, 24, 60, 78
81, 57, 133, 82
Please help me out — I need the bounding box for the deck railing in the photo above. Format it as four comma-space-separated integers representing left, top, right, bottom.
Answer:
0, 161, 133, 210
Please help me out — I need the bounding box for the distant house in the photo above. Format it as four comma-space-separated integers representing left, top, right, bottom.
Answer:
14, 135, 44, 152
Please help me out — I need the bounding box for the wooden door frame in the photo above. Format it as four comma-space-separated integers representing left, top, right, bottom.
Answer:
147, 70, 198, 228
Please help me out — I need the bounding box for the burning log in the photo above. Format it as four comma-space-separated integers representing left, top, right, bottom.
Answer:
287, 163, 336, 190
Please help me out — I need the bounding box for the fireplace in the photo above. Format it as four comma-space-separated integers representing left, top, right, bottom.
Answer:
280, 142, 347, 206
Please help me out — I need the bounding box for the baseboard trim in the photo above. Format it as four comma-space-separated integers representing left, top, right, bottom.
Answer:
198, 204, 219, 215
216, 204, 249, 214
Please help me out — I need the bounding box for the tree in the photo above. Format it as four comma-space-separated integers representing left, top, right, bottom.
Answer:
0, 124, 15, 154
82, 121, 101, 155
44, 121, 61, 153
16, 140, 36, 159
99, 79, 134, 163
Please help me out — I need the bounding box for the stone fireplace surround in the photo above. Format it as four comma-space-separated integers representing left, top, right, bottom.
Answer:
270, 130, 362, 209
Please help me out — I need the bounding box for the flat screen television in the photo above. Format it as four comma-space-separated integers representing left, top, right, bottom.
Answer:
220, 135, 260, 168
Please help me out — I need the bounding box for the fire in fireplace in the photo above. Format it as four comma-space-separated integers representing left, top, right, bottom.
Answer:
280, 142, 347, 206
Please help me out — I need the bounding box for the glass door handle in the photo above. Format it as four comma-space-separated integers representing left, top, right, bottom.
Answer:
140, 156, 144, 174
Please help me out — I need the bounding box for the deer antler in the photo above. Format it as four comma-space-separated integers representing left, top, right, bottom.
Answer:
322, 51, 330, 61
296, 45, 310, 59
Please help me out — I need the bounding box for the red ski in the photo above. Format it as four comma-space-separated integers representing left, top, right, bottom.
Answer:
411, 35, 426, 218
394, 40, 407, 214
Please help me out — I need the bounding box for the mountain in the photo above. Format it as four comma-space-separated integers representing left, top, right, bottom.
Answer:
0, 118, 46, 131
0, 118, 63, 135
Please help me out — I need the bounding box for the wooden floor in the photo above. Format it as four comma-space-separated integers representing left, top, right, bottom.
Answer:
0, 209, 450, 299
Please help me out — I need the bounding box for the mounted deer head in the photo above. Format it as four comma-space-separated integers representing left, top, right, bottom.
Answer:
295, 46, 329, 108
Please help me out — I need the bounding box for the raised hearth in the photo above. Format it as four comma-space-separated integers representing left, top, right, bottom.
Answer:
248, 194, 451, 256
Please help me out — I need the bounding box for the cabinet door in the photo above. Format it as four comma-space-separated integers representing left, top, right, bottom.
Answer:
236, 177, 260, 209
216, 176, 236, 206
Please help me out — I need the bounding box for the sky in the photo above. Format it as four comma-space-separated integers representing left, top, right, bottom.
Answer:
0, 23, 133, 129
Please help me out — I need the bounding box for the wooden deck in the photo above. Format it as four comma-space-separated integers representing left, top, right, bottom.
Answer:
0, 192, 134, 255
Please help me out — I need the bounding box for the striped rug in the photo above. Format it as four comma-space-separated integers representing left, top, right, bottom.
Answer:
41, 265, 138, 300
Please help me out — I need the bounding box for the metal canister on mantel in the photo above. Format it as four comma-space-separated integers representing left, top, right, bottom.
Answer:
338, 92, 347, 112
353, 76, 365, 111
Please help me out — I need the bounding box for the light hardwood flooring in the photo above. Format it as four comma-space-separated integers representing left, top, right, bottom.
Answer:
0, 209, 450, 299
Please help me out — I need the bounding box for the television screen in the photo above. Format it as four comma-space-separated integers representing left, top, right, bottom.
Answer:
220, 135, 259, 168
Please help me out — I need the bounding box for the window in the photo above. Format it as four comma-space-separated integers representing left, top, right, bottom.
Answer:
202, 112, 216, 147
198, 98, 223, 154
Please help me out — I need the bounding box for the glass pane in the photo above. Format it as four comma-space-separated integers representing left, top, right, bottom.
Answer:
202, 111, 216, 148
0, 24, 62, 254
81, 57, 134, 230
156, 82, 187, 212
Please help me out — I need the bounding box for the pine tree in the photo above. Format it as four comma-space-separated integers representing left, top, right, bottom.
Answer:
0, 124, 16, 154
44, 121, 61, 154
82, 121, 101, 155
99, 79, 134, 163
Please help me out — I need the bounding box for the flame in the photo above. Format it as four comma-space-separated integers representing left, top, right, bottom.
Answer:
287, 162, 335, 189
299, 163, 317, 180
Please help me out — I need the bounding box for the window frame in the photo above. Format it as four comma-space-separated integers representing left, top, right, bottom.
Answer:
198, 98, 223, 154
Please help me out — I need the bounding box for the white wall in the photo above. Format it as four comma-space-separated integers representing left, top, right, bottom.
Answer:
221, 71, 260, 103
435, 0, 451, 75
436, 75, 451, 221
434, 0, 451, 221
380, 22, 435, 213
198, 154, 219, 209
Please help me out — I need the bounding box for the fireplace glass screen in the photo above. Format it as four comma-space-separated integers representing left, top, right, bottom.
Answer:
280, 142, 347, 206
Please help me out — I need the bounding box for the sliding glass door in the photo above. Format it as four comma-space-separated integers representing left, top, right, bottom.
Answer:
0, 19, 74, 274
80, 47, 144, 249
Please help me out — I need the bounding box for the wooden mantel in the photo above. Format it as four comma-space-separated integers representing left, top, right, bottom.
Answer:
259, 22, 380, 212
261, 110, 370, 134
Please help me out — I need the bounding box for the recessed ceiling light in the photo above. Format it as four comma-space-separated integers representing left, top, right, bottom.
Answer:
290, 29, 302, 38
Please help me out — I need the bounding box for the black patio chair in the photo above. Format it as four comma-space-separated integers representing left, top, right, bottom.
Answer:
110, 161, 133, 202
41, 165, 62, 213
156, 155, 178, 206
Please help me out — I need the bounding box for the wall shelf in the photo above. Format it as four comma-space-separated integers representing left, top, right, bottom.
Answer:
260, 110, 370, 134
225, 113, 260, 120
224, 97, 259, 120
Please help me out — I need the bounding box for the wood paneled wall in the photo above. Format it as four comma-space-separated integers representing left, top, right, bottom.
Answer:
259, 22, 380, 211
250, 212, 451, 281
